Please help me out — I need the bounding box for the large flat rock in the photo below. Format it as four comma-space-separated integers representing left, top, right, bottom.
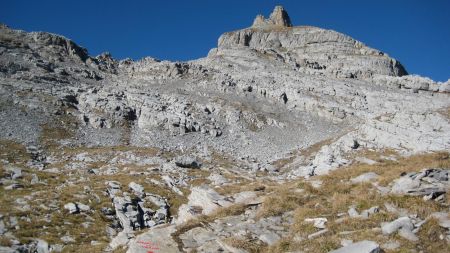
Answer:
127, 225, 180, 253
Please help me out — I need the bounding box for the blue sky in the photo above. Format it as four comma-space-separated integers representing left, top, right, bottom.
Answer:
2, 0, 449, 81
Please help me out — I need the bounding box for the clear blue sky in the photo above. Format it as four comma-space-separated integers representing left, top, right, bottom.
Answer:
2, 0, 449, 81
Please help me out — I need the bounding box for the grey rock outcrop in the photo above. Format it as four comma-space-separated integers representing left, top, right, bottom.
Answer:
174, 156, 202, 169
381, 216, 414, 235
329, 240, 381, 253
2, 7, 448, 174
216, 6, 407, 81
177, 186, 233, 223
381, 216, 420, 241
252, 6, 292, 28
106, 181, 170, 233
390, 168, 449, 201
1, 6, 450, 252
64, 203, 78, 214
127, 225, 180, 253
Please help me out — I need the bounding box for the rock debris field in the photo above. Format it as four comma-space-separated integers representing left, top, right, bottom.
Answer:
0, 5, 450, 253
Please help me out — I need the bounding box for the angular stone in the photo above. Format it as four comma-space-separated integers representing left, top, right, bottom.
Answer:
259, 232, 280, 246
348, 207, 360, 218
128, 182, 145, 197
304, 217, 327, 229
64, 203, 78, 214
233, 191, 258, 204
110, 231, 133, 250
36, 239, 49, 253
76, 203, 90, 212
174, 156, 202, 169
398, 227, 419, 241
177, 186, 232, 223
360, 206, 379, 219
3, 183, 24, 190
430, 212, 450, 228
127, 225, 180, 253
329, 240, 381, 253
7, 167, 22, 180
381, 217, 414, 235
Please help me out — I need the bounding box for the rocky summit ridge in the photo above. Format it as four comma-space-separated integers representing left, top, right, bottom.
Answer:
252, 5, 293, 28
0, 6, 450, 253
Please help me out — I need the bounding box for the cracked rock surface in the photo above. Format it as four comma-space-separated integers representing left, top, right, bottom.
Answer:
1, 5, 450, 253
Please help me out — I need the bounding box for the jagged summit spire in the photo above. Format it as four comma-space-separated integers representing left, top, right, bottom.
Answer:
252, 6, 292, 28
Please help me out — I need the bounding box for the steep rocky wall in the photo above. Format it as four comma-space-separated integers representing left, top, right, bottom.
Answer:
216, 26, 407, 79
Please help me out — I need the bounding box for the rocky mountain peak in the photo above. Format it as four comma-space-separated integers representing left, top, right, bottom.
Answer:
252, 5, 292, 28
217, 6, 408, 79
1, 6, 450, 253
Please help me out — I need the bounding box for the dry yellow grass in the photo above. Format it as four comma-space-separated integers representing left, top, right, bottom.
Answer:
257, 184, 306, 218
0, 140, 189, 250
264, 151, 450, 252
2, 135, 450, 253
415, 218, 450, 252
223, 236, 268, 253
216, 180, 267, 196
172, 203, 249, 250
0, 140, 30, 164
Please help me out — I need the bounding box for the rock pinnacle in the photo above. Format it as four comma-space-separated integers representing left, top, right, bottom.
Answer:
252, 6, 292, 28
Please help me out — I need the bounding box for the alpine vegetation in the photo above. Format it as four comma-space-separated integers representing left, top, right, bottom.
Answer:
0, 6, 449, 253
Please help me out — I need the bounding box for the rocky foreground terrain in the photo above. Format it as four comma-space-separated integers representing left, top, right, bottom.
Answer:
1, 6, 450, 253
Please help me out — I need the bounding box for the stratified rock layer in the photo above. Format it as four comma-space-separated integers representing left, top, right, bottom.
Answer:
1, 5, 450, 253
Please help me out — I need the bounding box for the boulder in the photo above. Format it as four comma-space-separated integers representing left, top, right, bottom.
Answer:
162, 175, 184, 196
259, 232, 281, 246
30, 174, 39, 184
7, 167, 22, 180
390, 169, 449, 201
110, 231, 133, 250
329, 240, 381, 253
177, 186, 232, 223
127, 225, 180, 253
360, 206, 379, 219
348, 207, 360, 218
64, 203, 78, 214
36, 239, 49, 253
304, 218, 327, 229
76, 203, 91, 212
106, 181, 122, 197
430, 212, 450, 229
174, 156, 202, 169
0, 220, 5, 235
398, 227, 419, 241
3, 183, 24, 190
381, 216, 414, 235
128, 182, 145, 197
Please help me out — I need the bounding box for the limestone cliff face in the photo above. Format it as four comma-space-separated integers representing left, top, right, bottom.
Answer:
0, 6, 448, 171
215, 7, 407, 79
1, 6, 450, 253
